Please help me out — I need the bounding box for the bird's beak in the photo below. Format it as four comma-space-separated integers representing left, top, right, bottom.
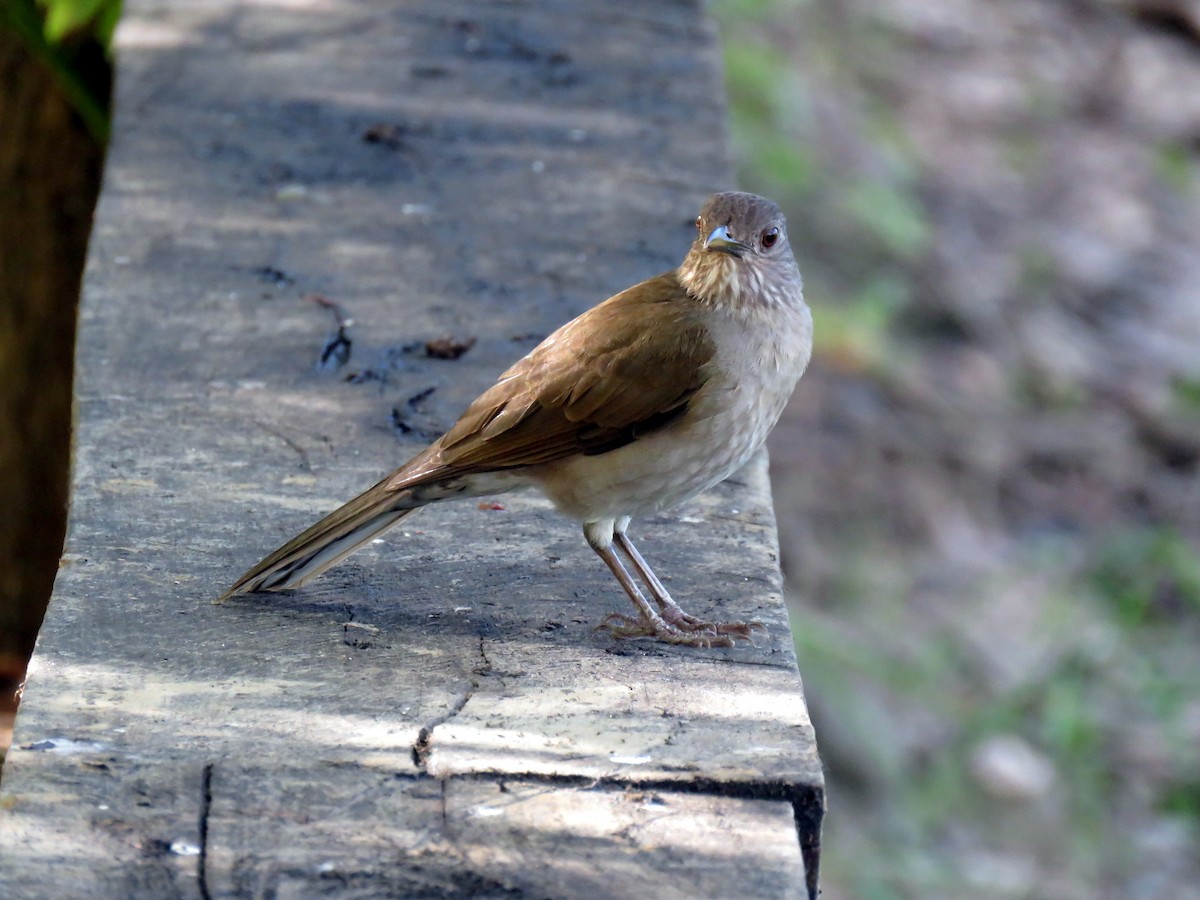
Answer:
704, 224, 749, 257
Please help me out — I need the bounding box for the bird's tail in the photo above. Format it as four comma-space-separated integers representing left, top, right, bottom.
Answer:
219, 470, 508, 599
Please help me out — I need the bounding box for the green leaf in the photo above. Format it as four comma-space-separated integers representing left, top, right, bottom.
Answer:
2, 0, 120, 143
841, 178, 930, 261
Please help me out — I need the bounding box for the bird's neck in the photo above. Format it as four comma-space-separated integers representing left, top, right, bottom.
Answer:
677, 252, 804, 319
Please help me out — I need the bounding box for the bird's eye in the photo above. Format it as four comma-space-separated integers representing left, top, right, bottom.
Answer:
761, 227, 779, 249
695, 216, 703, 233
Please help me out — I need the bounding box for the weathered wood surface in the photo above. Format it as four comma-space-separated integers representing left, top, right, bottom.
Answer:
0, 1, 824, 897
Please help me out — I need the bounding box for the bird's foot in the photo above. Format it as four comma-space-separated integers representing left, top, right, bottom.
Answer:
657, 602, 763, 640
596, 611, 759, 648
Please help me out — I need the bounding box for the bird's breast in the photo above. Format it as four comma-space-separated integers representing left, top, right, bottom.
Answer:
526, 298, 813, 524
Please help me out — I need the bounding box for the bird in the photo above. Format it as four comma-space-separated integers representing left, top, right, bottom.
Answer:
221, 191, 812, 647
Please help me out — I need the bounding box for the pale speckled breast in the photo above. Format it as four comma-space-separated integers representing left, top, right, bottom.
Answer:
528, 298, 812, 524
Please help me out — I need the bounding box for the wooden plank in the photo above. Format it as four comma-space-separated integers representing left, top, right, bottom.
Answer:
205, 768, 807, 899
0, 753, 205, 898
0, 0, 824, 896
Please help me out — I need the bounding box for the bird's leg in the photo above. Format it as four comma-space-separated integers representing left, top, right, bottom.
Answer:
614, 529, 760, 640
613, 530, 704, 627
585, 527, 735, 648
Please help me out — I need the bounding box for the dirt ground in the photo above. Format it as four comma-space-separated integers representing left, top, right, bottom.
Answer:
721, 0, 1200, 895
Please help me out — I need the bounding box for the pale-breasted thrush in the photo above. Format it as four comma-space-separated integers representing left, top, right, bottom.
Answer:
223, 191, 812, 647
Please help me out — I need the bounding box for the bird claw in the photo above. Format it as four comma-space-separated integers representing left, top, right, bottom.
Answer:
660, 606, 763, 638
595, 612, 760, 648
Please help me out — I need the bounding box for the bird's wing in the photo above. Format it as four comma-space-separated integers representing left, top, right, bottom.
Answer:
388, 272, 716, 488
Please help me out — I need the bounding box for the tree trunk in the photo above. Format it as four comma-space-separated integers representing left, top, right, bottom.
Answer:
0, 27, 108, 707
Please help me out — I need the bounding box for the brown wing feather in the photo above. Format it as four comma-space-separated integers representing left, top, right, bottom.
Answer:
225, 274, 716, 598
387, 272, 714, 490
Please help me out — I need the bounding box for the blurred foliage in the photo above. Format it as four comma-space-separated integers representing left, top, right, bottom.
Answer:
0, 0, 120, 141
37, 0, 120, 44
1155, 140, 1196, 194
1089, 527, 1200, 626
1173, 375, 1200, 412
791, 534, 1200, 894
839, 176, 930, 262
723, 39, 816, 200
714, 0, 1200, 895
809, 273, 910, 375
717, 0, 928, 374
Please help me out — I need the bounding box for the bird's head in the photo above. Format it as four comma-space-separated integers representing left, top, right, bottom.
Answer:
677, 191, 803, 313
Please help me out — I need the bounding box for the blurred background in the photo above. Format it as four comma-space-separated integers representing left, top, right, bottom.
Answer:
717, 0, 1200, 896
3, 0, 1199, 896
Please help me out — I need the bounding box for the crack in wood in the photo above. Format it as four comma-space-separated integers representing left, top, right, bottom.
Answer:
411, 637, 493, 770
198, 762, 214, 900
439, 778, 449, 832
403, 633, 822, 897
252, 419, 313, 471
